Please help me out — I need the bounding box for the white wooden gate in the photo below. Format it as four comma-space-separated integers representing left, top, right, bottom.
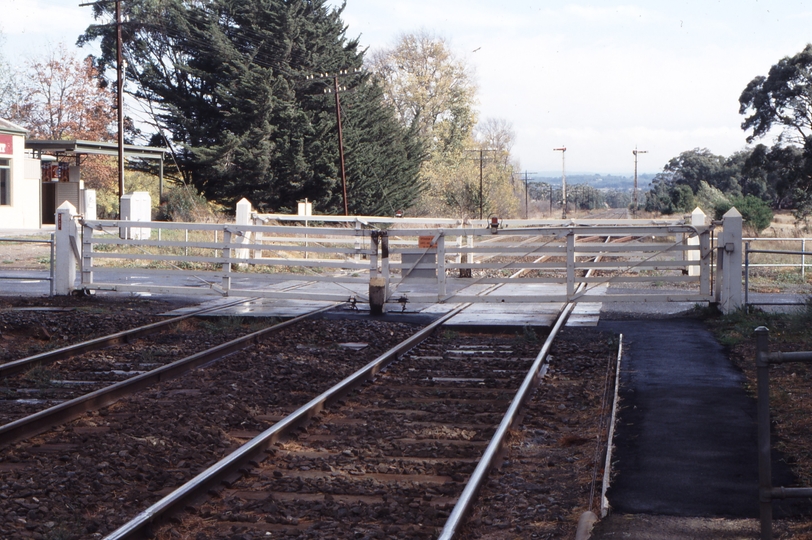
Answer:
63, 210, 730, 307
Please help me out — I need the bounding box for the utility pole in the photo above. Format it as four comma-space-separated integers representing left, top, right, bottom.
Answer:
307, 69, 361, 216
553, 147, 567, 219
465, 149, 497, 220
512, 171, 537, 219
115, 0, 125, 198
332, 75, 348, 216
632, 146, 647, 216
80, 0, 126, 198
479, 149, 484, 220
523, 171, 535, 219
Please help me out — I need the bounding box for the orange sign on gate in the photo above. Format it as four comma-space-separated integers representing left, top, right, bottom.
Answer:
418, 236, 436, 248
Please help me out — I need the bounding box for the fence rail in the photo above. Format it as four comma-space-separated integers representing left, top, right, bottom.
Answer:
742, 237, 812, 277
73, 216, 715, 305
745, 242, 812, 308
0, 235, 55, 296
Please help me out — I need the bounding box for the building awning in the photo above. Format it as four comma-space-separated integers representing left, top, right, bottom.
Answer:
0, 118, 28, 136
25, 139, 167, 160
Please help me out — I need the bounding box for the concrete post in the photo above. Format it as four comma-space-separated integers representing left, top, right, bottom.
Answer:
687, 207, 705, 277
235, 198, 252, 261
54, 201, 78, 295
720, 207, 743, 313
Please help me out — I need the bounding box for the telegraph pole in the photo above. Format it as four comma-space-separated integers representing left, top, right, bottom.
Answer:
512, 171, 537, 219
465, 149, 496, 219
79, 0, 126, 197
632, 146, 647, 216
332, 75, 348, 216
115, 0, 124, 199
553, 147, 567, 219
307, 69, 360, 215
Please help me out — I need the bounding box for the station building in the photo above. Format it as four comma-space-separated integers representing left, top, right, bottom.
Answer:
0, 116, 167, 229
0, 118, 42, 229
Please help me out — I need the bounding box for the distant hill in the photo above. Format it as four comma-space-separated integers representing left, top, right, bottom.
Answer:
529, 173, 655, 191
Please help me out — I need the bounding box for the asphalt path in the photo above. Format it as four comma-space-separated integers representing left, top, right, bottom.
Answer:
599, 318, 811, 518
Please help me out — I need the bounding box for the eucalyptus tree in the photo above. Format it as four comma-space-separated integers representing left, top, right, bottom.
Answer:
739, 44, 812, 217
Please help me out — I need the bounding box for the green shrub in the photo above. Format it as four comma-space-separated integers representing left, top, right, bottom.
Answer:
714, 195, 773, 234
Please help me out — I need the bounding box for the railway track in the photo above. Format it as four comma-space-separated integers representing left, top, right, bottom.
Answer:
0, 233, 625, 539
0, 299, 263, 422
141, 320, 544, 539
0, 313, 423, 539
98, 295, 617, 539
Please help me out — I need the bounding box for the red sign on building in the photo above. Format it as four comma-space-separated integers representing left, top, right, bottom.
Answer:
0, 134, 12, 155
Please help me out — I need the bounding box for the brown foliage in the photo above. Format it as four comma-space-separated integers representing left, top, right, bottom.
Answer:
2, 44, 118, 191
6, 44, 115, 142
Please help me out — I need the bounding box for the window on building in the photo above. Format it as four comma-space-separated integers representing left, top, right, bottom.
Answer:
0, 159, 9, 206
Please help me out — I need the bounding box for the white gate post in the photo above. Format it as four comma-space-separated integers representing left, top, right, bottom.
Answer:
55, 201, 78, 295
437, 233, 446, 298
687, 207, 705, 277
719, 207, 743, 313
235, 198, 252, 262
221, 227, 232, 294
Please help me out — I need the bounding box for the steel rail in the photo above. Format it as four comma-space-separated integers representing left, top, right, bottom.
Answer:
0, 296, 255, 378
438, 237, 612, 539
437, 300, 572, 539
0, 303, 338, 448
103, 303, 468, 540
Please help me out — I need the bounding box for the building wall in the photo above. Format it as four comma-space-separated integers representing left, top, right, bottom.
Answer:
0, 131, 41, 229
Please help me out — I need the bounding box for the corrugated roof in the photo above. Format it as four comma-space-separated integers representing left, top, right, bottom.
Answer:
0, 118, 28, 135
25, 139, 167, 159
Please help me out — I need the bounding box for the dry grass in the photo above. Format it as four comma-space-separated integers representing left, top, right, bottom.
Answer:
706, 306, 812, 537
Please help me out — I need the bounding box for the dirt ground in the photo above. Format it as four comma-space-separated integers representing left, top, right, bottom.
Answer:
0, 237, 52, 270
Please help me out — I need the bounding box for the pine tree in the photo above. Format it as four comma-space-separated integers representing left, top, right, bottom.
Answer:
81, 0, 423, 215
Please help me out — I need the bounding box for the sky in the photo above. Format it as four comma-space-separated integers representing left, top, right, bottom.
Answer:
1, 0, 812, 176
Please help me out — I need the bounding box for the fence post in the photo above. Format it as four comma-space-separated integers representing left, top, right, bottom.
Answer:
437, 233, 446, 298
755, 326, 773, 540
222, 228, 232, 294
719, 207, 743, 313
381, 231, 390, 297
369, 231, 386, 315
354, 220, 362, 261
467, 229, 474, 277
81, 221, 94, 289
566, 231, 576, 299
457, 222, 469, 278
803, 239, 806, 281
700, 227, 711, 296
370, 230, 379, 276
54, 202, 78, 295
49, 232, 55, 297
688, 207, 705, 277
745, 242, 750, 311
235, 198, 252, 262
